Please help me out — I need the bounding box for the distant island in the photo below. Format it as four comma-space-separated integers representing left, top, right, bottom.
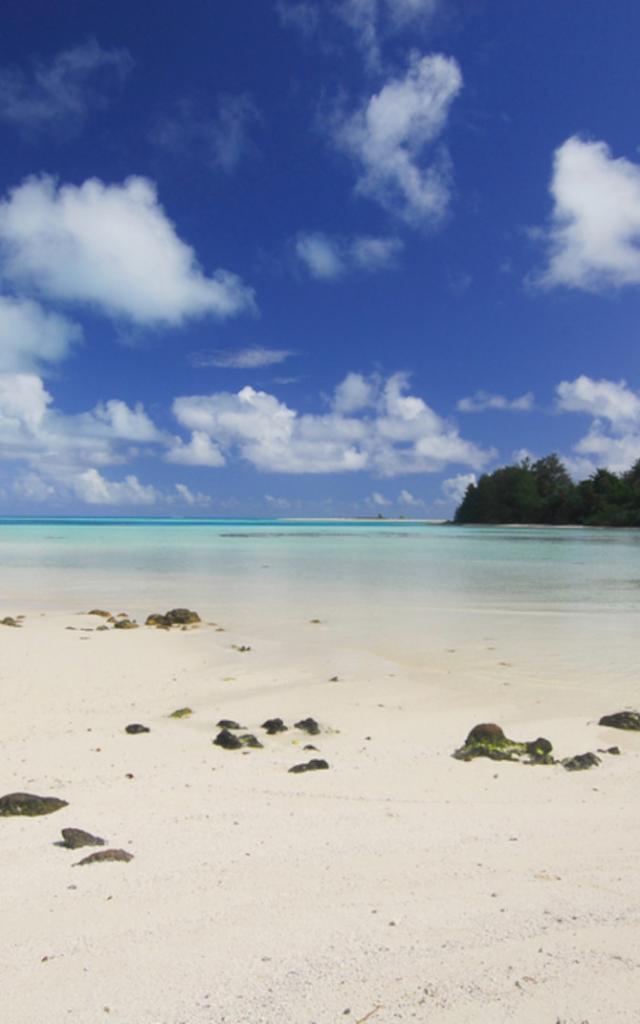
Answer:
455, 454, 640, 527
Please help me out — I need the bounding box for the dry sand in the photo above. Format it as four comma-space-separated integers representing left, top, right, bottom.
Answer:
2, 605, 640, 1023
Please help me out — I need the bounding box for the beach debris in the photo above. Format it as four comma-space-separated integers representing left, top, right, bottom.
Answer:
562, 752, 601, 772
125, 723, 150, 734
61, 827, 106, 849
0, 792, 68, 816
113, 618, 138, 630
231, 644, 251, 652
288, 758, 329, 773
214, 728, 262, 750
452, 723, 554, 764
295, 717, 321, 736
88, 609, 111, 618
599, 711, 640, 730
170, 707, 193, 719
1, 616, 21, 627
75, 848, 133, 866
261, 717, 288, 734
216, 718, 242, 729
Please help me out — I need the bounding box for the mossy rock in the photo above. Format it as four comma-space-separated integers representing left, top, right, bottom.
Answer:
165, 608, 201, 625
1, 616, 21, 628
295, 717, 320, 736
170, 707, 193, 719
599, 711, 640, 731
289, 758, 329, 773
216, 719, 242, 729
113, 619, 138, 630
262, 717, 288, 734
213, 728, 262, 749
453, 723, 554, 765
125, 723, 150, 734
146, 613, 171, 628
0, 792, 68, 816
88, 609, 111, 618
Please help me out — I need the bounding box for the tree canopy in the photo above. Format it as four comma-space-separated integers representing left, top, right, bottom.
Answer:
454, 454, 640, 527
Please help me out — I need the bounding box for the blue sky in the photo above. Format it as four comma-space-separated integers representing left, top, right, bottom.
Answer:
1, 0, 640, 516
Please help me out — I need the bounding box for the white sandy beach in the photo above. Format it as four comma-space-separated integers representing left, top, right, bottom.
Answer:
2, 594, 640, 1024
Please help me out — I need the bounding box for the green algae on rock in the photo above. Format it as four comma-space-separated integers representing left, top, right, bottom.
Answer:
113, 618, 138, 630
169, 707, 193, 719
0, 792, 68, 816
453, 723, 554, 764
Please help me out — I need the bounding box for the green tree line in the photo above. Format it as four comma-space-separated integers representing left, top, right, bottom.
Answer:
454, 454, 640, 526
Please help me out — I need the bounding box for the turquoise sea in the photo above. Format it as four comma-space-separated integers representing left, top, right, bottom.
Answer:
2, 517, 639, 690
1, 516, 639, 616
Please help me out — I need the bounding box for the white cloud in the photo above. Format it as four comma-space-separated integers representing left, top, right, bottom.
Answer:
537, 136, 640, 290
556, 376, 640, 427
332, 52, 462, 223
0, 373, 52, 432
571, 428, 640, 477
74, 468, 158, 506
0, 296, 82, 372
265, 493, 292, 510
0, 174, 255, 325
442, 472, 476, 505
165, 430, 226, 467
370, 490, 391, 506
457, 390, 534, 413
295, 231, 403, 279
174, 483, 211, 506
12, 471, 56, 502
398, 488, 420, 505
0, 39, 132, 136
189, 346, 293, 369
171, 371, 492, 476
91, 399, 162, 441
151, 93, 259, 173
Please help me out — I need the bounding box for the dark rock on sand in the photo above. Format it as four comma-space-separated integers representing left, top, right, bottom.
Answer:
170, 707, 193, 719
217, 719, 242, 730
599, 711, 640, 731
262, 717, 288, 734
165, 608, 201, 625
288, 759, 329, 773
239, 733, 263, 748
598, 746, 621, 755
1, 616, 21, 627
125, 723, 150, 734
303, 744, 318, 751
88, 609, 111, 618
75, 848, 133, 866
214, 728, 243, 749
113, 618, 138, 630
146, 613, 171, 628
453, 723, 554, 764
295, 717, 320, 736
562, 752, 601, 771
61, 827, 105, 849
0, 792, 68, 816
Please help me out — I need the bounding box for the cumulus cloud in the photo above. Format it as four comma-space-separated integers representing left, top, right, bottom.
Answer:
189, 346, 293, 369
398, 488, 421, 505
174, 483, 211, 506
0, 295, 82, 372
556, 376, 640, 427
0, 175, 255, 325
331, 52, 462, 224
74, 468, 158, 506
457, 390, 534, 413
171, 371, 492, 476
165, 430, 226, 467
295, 231, 403, 279
442, 472, 476, 505
151, 93, 259, 173
0, 39, 132, 137
537, 137, 640, 290
370, 490, 391, 506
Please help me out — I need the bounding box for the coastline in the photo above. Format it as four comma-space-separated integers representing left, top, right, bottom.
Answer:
3, 603, 640, 1023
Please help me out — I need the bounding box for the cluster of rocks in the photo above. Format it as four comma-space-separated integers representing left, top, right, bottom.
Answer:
212, 715, 330, 773
85, 608, 201, 631
454, 711, 639, 772
0, 793, 133, 866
